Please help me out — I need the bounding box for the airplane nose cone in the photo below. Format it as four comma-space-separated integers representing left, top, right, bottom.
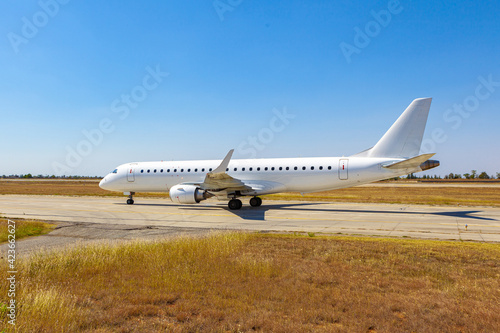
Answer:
99, 177, 108, 190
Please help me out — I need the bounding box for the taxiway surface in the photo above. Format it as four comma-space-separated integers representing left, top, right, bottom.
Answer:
1, 195, 499, 246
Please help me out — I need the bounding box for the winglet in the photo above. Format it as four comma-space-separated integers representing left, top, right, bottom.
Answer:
211, 149, 234, 174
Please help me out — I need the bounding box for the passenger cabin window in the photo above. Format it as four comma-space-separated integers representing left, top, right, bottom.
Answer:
257, 167, 261, 171
167, 169, 170, 173
154, 169, 157, 173
209, 168, 213, 172
302, 166, 306, 170
294, 167, 298, 170
202, 168, 205, 172
311, 166, 314, 170
249, 167, 253, 171
242, 167, 245, 171
174, 169, 177, 172
271, 167, 275, 171
194, 168, 198, 172
328, 166, 332, 170
264, 167, 268, 171
160, 169, 163, 173
234, 168, 237, 171
319, 166, 323, 170
147, 170, 150, 173
141, 170, 144, 173
279, 167, 282, 171
181, 169, 184, 172
286, 167, 289, 170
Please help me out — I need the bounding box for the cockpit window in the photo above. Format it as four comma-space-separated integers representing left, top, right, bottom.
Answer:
112, 169, 118, 174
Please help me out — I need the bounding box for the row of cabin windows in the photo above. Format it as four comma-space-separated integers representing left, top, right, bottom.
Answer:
140, 166, 333, 174
141, 168, 212, 174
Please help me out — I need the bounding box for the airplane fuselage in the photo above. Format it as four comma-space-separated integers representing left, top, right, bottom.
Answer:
100, 156, 409, 195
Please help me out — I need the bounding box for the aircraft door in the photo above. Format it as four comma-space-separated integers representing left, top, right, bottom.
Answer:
339, 159, 348, 180
127, 167, 135, 182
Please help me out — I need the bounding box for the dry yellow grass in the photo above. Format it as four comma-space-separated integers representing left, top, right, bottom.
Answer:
0, 233, 498, 332
266, 186, 500, 206
0, 180, 168, 198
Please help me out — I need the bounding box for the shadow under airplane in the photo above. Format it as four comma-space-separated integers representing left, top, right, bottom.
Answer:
115, 201, 496, 222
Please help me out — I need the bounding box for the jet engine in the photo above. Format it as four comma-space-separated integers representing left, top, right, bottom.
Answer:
169, 185, 212, 204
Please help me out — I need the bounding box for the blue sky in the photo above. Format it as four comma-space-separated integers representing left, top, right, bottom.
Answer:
1, 0, 499, 177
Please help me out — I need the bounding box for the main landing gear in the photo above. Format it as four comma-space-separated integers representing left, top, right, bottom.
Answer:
125, 192, 135, 205
227, 196, 262, 210
249, 196, 262, 207
228, 198, 242, 210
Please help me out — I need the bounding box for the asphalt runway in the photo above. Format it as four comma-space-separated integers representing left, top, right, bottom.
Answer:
1, 195, 499, 253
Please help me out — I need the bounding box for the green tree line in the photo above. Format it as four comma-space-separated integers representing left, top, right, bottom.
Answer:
407, 170, 500, 180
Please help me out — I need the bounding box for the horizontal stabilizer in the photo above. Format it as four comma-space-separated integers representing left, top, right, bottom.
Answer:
382, 153, 435, 170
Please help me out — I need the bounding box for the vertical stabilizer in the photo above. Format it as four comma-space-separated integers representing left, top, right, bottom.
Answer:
367, 98, 432, 158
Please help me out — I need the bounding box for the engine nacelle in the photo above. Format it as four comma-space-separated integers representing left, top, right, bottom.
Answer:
169, 185, 211, 204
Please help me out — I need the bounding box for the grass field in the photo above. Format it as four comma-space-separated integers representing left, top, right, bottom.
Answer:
1, 180, 499, 207
266, 185, 500, 206
0, 233, 498, 332
0, 180, 128, 197
0, 218, 56, 243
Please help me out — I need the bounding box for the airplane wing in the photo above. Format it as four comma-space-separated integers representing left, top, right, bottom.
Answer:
201, 171, 250, 192
180, 149, 286, 196
239, 180, 287, 196
200, 149, 251, 192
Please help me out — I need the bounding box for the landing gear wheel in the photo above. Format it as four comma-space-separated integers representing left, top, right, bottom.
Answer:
249, 197, 262, 207
228, 199, 242, 210
126, 192, 135, 204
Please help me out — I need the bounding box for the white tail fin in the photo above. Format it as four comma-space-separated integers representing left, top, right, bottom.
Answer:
354, 98, 432, 158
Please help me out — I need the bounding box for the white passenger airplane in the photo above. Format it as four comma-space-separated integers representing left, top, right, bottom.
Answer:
99, 98, 439, 210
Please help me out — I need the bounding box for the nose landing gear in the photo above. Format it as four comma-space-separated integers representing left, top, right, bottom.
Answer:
125, 192, 135, 205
